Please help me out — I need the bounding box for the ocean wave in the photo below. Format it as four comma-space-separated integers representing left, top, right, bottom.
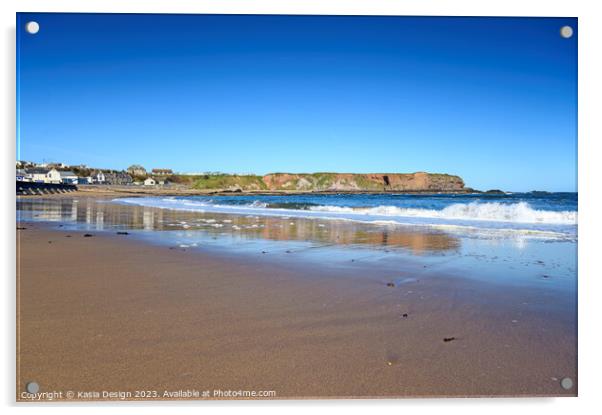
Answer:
114, 197, 576, 240
308, 202, 576, 225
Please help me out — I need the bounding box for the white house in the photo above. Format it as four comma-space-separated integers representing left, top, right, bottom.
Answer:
16, 169, 30, 181
144, 177, 156, 186
59, 171, 78, 184
92, 171, 106, 184
28, 168, 61, 184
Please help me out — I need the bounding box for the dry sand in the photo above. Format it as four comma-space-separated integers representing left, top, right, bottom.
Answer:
16, 224, 576, 400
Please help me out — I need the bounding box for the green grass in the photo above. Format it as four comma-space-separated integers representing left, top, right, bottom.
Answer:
192, 174, 267, 190
353, 175, 383, 190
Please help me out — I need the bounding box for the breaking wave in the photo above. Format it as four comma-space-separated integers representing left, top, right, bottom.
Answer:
308, 202, 576, 225
114, 197, 577, 240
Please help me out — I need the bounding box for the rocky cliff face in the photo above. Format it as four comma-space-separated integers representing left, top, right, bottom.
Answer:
191, 172, 465, 192
261, 172, 465, 192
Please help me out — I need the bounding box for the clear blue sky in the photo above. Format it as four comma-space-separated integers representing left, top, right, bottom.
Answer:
17, 13, 577, 191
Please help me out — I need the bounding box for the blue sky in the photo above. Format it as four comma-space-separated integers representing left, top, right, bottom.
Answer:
17, 14, 577, 191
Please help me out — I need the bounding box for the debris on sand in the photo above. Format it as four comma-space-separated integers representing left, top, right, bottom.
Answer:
116, 232, 129, 235
386, 282, 396, 288
443, 337, 456, 342
386, 355, 399, 366
83, 234, 94, 237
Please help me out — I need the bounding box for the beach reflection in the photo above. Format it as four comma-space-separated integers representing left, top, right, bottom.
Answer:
17, 197, 461, 255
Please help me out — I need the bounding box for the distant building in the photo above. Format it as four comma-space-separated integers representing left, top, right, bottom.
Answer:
92, 171, 106, 184
127, 165, 147, 176
104, 172, 133, 185
59, 171, 78, 184
78, 177, 93, 185
151, 168, 173, 175
27, 168, 61, 184
49, 162, 69, 169
16, 169, 29, 181
144, 177, 156, 186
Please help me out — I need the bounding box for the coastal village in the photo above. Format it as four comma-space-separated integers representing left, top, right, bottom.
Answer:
16, 162, 471, 194
16, 161, 174, 187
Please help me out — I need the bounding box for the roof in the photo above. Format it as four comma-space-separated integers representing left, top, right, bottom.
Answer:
59, 171, 77, 177
26, 167, 51, 174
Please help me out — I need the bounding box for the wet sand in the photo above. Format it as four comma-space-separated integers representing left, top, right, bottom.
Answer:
16, 221, 576, 400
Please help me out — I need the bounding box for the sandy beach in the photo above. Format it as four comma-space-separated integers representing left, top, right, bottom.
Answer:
16, 197, 577, 400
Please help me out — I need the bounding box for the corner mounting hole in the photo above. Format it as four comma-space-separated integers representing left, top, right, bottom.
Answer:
25, 21, 40, 35
560, 26, 573, 39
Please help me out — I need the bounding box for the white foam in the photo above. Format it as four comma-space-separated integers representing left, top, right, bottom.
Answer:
114, 197, 577, 240
309, 201, 576, 225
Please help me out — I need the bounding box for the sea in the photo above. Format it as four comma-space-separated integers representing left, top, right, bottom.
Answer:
17, 192, 577, 290
115, 192, 577, 241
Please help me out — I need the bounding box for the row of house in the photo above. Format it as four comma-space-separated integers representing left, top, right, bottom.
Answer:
16, 168, 77, 184
16, 168, 130, 185
17, 167, 166, 186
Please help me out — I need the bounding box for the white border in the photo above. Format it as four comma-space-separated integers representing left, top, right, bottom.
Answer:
3, 1, 601, 414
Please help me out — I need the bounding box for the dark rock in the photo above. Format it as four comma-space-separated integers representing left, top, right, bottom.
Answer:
386, 282, 396, 288
443, 337, 456, 342
116, 231, 129, 235
402, 313, 409, 318
17, 227, 27, 230
83, 234, 94, 237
